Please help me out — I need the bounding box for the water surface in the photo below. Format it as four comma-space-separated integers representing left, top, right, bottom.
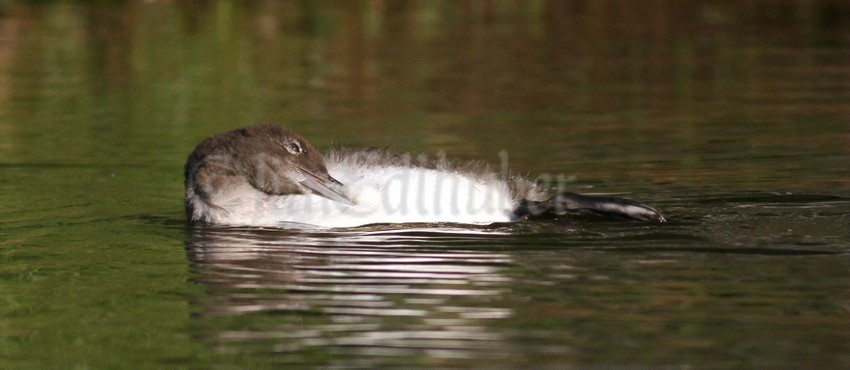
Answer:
1, 1, 849, 368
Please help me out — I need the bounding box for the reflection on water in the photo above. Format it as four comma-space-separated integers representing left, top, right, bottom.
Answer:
1, 0, 849, 368
186, 226, 521, 362
185, 190, 850, 366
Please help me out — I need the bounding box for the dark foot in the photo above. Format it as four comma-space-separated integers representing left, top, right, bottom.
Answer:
516, 192, 666, 222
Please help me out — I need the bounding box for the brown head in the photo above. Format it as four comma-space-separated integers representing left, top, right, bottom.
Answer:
185, 124, 353, 205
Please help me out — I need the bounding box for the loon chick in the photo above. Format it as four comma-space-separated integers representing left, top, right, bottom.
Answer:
184, 124, 665, 228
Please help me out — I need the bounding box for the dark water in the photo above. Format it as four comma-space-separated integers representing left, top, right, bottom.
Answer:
1, 1, 849, 368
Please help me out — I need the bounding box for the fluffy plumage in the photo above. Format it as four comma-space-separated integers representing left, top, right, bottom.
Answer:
184, 124, 665, 228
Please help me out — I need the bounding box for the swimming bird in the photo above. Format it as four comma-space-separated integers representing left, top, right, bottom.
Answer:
184, 124, 665, 228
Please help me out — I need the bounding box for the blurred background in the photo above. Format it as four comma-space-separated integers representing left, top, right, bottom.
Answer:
2, 0, 848, 184
1, 1, 848, 368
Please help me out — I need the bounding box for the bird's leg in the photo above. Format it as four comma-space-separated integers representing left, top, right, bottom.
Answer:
515, 192, 666, 222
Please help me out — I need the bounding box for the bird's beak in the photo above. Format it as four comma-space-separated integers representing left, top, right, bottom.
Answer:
297, 166, 356, 206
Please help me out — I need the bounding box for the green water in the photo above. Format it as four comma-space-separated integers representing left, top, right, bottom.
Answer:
1, 1, 849, 368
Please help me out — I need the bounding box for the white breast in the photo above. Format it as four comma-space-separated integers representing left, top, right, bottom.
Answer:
233, 164, 517, 228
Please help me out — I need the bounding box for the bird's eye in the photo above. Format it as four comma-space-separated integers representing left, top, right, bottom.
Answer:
285, 141, 303, 155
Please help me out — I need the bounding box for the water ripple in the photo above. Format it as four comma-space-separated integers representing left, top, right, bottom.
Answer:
184, 190, 850, 365
186, 226, 518, 360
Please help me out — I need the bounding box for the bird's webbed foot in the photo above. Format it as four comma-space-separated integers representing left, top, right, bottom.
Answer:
515, 192, 666, 222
